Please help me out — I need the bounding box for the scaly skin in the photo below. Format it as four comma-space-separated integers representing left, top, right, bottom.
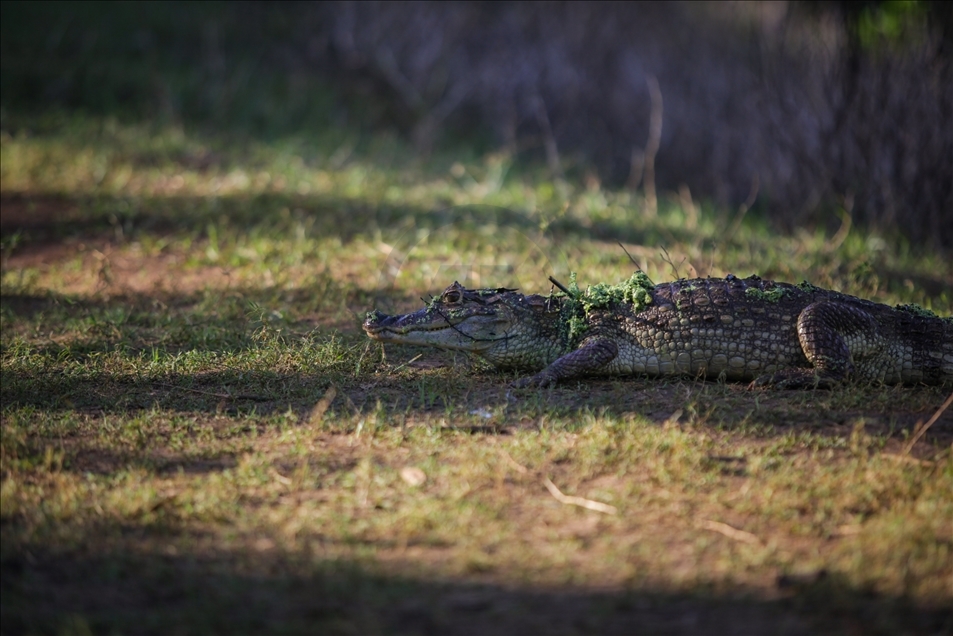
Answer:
363, 275, 953, 388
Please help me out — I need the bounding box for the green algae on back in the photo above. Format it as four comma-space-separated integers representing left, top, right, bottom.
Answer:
365, 275, 953, 386
897, 303, 953, 325
558, 271, 655, 344
797, 280, 822, 293
745, 286, 789, 302
581, 271, 655, 312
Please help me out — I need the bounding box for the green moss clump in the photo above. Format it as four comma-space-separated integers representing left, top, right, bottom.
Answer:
578, 272, 655, 312
797, 281, 821, 292
896, 303, 934, 318
566, 310, 589, 343
556, 271, 655, 345
745, 286, 788, 302
895, 303, 952, 323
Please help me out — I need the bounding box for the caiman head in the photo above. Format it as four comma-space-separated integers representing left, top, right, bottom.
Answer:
363, 282, 568, 371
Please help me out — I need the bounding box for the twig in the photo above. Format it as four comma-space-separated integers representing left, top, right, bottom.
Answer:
724, 174, 760, 243
535, 95, 563, 181
618, 242, 642, 270
498, 448, 530, 474
374, 48, 424, 112
663, 409, 684, 428
823, 207, 853, 253
699, 519, 761, 545
659, 246, 682, 280
391, 353, 423, 373
902, 391, 953, 455
271, 469, 292, 486
679, 184, 697, 231
343, 392, 360, 416
308, 384, 338, 425
543, 478, 617, 515
154, 382, 269, 401
627, 147, 645, 191
643, 74, 663, 218
882, 454, 935, 467
498, 449, 617, 514
548, 276, 572, 296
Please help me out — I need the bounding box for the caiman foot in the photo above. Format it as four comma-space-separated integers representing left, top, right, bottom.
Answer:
511, 339, 619, 389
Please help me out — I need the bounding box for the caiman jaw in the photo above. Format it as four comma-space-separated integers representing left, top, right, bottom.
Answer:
362, 284, 520, 352
363, 309, 454, 339
362, 308, 507, 350
363, 282, 569, 370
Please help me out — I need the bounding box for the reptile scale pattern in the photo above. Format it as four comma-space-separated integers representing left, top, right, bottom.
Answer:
364, 275, 953, 388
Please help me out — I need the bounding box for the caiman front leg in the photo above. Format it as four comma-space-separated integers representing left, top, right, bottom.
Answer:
513, 340, 619, 388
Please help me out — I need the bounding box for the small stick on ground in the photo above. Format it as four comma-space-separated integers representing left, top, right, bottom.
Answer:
391, 353, 423, 373
882, 454, 935, 467
271, 469, 292, 486
499, 449, 616, 514
498, 448, 530, 474
154, 382, 269, 401
543, 478, 617, 515
901, 391, 953, 455
308, 384, 338, 425
699, 519, 761, 545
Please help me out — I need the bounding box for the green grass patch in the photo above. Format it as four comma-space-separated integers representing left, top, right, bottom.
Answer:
2, 107, 952, 635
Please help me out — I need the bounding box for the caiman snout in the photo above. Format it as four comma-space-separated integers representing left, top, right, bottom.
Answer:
363, 309, 391, 334
364, 305, 450, 340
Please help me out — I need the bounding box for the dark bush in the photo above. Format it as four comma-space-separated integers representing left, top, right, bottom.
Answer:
2, 1, 950, 249
320, 1, 952, 249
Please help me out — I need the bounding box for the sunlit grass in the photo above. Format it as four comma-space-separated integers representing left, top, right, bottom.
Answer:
1, 112, 951, 634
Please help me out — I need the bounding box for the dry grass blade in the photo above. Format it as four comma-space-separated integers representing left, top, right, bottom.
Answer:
270, 469, 292, 486
308, 384, 338, 425
543, 478, 617, 515
663, 409, 684, 428
154, 382, 268, 401
643, 74, 663, 217
391, 353, 423, 373
901, 391, 953, 455
699, 519, 761, 545
499, 448, 530, 474
882, 454, 935, 466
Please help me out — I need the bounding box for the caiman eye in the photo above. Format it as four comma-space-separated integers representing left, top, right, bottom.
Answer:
443, 290, 462, 304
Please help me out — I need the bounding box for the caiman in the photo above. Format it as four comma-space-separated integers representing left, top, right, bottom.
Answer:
363, 273, 953, 388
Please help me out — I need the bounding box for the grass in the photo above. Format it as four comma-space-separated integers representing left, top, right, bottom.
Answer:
2, 106, 952, 635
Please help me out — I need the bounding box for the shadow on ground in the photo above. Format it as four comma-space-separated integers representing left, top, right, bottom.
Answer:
4, 361, 951, 449
1, 530, 948, 636
3, 279, 951, 453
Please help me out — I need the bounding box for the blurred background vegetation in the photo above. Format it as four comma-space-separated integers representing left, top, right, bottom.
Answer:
2, 0, 950, 250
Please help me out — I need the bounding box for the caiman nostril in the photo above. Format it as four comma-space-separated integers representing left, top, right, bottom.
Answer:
363, 310, 389, 328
